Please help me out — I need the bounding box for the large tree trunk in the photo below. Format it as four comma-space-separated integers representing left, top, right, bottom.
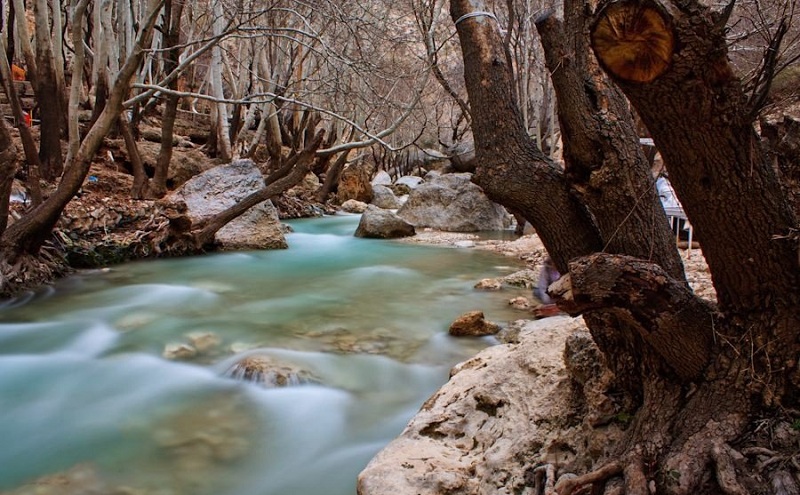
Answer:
452, 0, 800, 492
450, 0, 602, 270
535, 8, 684, 280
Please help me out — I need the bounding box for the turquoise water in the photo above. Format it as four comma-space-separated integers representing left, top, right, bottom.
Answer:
0, 214, 529, 495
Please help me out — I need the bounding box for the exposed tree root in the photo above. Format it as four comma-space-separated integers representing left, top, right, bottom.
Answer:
711, 442, 748, 495
546, 461, 621, 495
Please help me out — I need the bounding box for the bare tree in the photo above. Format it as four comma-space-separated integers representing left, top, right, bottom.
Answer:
0, 0, 165, 260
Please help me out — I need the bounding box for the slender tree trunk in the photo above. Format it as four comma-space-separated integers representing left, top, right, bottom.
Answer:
0, 36, 42, 204
148, 0, 184, 199
316, 149, 350, 203
0, 112, 18, 236
209, 0, 231, 161
33, 0, 65, 179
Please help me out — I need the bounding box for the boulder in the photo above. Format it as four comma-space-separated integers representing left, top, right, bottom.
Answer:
167, 159, 287, 250
358, 316, 625, 495
397, 173, 510, 232
341, 199, 369, 213
395, 175, 425, 190
136, 140, 211, 188
371, 184, 402, 209
287, 172, 322, 199
473, 278, 502, 291
371, 170, 393, 186
354, 205, 416, 239
446, 141, 476, 173
337, 161, 374, 204
448, 310, 501, 337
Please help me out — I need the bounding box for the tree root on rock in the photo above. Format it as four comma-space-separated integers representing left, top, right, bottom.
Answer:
711, 442, 748, 495
530, 440, 787, 495
532, 461, 622, 495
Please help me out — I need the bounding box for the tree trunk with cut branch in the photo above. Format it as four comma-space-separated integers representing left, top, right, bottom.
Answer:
452, 0, 800, 492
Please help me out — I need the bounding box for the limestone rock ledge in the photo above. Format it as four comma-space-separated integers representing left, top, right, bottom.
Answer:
357, 316, 624, 495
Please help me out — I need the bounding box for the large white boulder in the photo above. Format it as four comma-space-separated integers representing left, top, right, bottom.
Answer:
397, 173, 510, 232
167, 159, 287, 250
357, 316, 624, 495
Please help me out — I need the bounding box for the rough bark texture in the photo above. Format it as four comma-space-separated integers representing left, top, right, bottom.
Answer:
449, 0, 800, 492
149, 0, 185, 199
590, 0, 799, 316
452, 0, 602, 271
536, 8, 684, 281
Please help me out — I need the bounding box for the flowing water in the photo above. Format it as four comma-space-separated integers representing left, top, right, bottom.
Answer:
0, 214, 530, 495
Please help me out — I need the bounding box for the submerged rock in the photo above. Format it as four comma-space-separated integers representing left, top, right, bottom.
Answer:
163, 343, 198, 360
224, 355, 319, 387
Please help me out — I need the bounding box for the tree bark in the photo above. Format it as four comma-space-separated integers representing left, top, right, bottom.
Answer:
148, 0, 185, 199
590, 0, 800, 404
535, 9, 685, 281
450, 0, 602, 271
590, 0, 799, 316
33, 0, 65, 179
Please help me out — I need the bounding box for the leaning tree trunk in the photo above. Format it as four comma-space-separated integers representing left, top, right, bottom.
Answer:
0, 0, 165, 256
449, 1, 602, 270
191, 128, 325, 248
452, 0, 800, 492
0, 112, 18, 236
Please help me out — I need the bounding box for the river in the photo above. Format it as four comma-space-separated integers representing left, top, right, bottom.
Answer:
0, 214, 529, 495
